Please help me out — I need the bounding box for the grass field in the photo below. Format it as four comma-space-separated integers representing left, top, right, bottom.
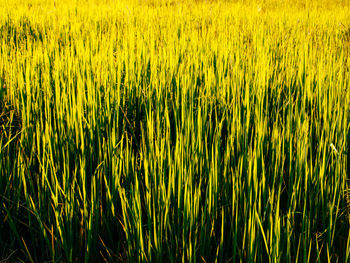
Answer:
1, 0, 350, 262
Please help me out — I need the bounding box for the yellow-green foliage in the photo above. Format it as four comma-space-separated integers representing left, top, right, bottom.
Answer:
0, 0, 350, 262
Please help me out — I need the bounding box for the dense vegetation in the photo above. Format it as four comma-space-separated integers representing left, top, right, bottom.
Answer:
1, 0, 350, 262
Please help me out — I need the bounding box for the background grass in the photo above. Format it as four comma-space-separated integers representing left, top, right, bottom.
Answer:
0, 0, 350, 262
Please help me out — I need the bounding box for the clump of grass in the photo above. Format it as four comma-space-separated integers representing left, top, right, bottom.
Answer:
0, 83, 22, 141
0, 0, 350, 262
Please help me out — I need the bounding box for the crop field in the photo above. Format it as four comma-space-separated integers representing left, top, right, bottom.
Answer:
0, 0, 350, 262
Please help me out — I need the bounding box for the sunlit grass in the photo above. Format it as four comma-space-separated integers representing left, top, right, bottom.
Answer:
0, 0, 350, 262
